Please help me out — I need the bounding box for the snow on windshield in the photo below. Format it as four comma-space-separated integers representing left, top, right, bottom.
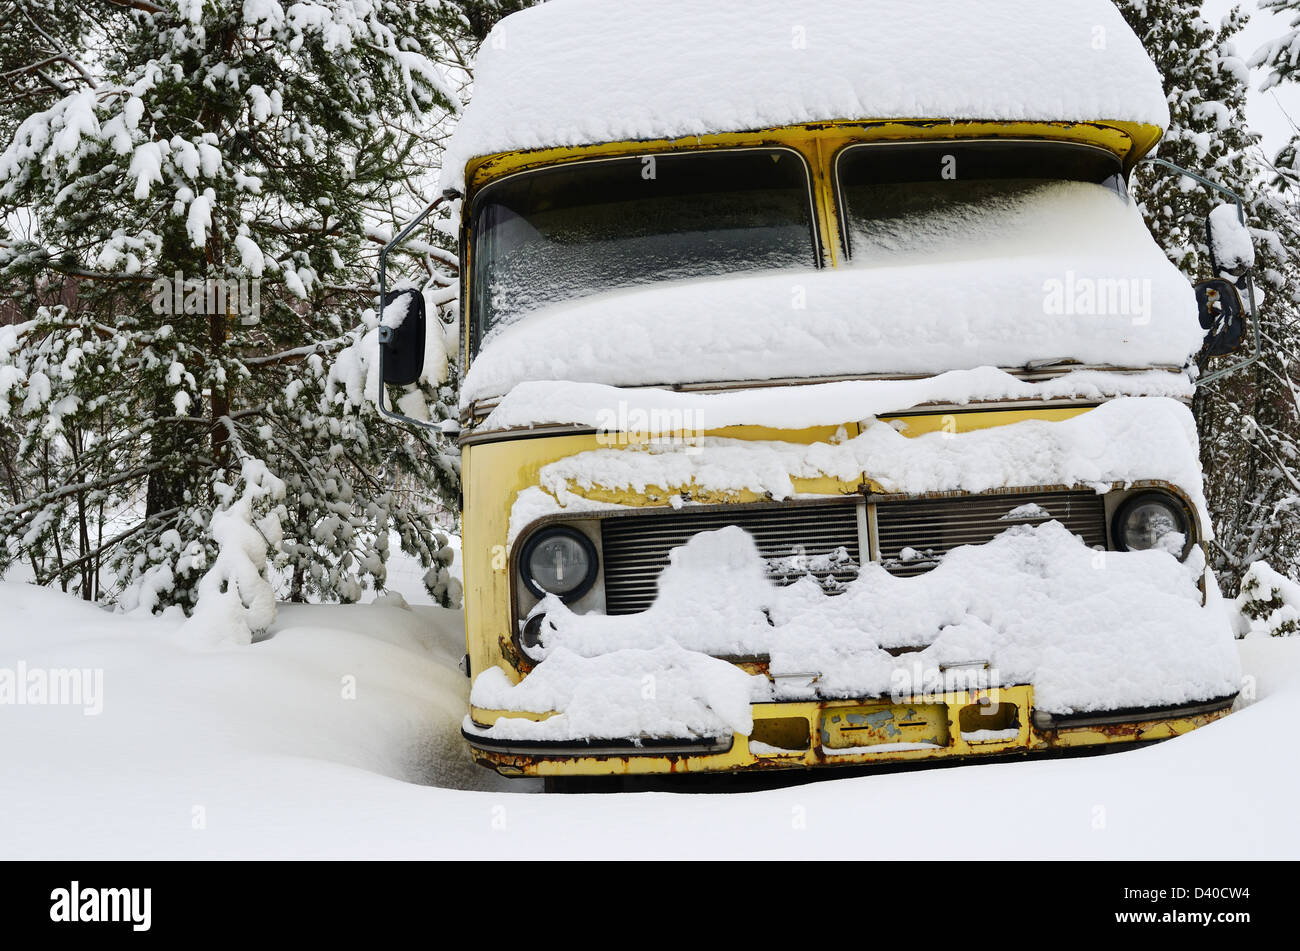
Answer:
470, 149, 817, 344
462, 182, 1203, 405
836, 140, 1128, 265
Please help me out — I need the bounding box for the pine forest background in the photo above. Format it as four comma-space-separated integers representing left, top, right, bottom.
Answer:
1, 0, 1299, 638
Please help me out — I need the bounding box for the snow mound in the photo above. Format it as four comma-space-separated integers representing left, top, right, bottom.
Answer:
1208, 203, 1256, 273
1236, 561, 1300, 638
1, 582, 1296, 858
442, 0, 1168, 191
469, 645, 763, 742
0, 582, 516, 859
477, 521, 1239, 742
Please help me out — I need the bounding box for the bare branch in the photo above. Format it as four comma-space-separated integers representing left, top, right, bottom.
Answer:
37, 506, 181, 585
242, 337, 354, 367
106, 0, 165, 14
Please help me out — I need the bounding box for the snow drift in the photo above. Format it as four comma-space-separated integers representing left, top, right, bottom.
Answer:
0, 580, 1295, 858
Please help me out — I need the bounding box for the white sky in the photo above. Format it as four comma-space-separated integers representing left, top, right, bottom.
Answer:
1203, 0, 1300, 159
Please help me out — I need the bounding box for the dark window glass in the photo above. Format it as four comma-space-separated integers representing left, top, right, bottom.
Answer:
836, 141, 1126, 265
470, 149, 817, 350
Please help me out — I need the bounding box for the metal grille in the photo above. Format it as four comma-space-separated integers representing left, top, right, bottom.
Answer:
874, 490, 1107, 577
600, 503, 862, 615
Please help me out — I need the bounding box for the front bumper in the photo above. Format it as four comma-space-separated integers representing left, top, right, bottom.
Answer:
464, 686, 1237, 777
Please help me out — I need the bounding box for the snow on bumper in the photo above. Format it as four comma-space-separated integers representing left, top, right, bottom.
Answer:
468, 520, 1242, 748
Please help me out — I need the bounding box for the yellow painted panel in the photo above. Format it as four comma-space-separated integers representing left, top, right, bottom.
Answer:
880, 406, 1094, 438
464, 119, 1154, 195
461, 433, 595, 682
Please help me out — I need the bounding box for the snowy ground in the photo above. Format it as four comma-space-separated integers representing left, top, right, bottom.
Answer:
0, 579, 1295, 860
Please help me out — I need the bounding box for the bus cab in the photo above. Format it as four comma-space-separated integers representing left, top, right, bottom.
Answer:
379, 0, 1251, 781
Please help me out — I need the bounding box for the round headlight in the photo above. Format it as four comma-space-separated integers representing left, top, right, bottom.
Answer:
519, 526, 599, 602
1112, 492, 1192, 558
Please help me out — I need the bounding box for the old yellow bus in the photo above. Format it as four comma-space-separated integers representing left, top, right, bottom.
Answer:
377, 0, 1255, 783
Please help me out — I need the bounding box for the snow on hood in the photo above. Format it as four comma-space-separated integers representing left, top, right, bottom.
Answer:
470, 521, 1241, 742
508, 397, 1209, 545
461, 184, 1203, 406
442, 0, 1168, 192
538, 398, 1205, 507
481, 367, 1195, 433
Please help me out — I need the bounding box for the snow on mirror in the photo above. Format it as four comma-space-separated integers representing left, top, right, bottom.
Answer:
469, 149, 818, 352
380, 288, 426, 386
1207, 202, 1255, 275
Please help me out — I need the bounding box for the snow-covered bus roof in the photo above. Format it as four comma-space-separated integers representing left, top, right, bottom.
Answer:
441, 0, 1170, 193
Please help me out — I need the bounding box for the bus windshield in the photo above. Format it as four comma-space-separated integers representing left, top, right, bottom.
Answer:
470, 149, 818, 351
836, 140, 1127, 266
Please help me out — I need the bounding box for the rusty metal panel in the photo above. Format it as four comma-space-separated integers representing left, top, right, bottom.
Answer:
820, 703, 950, 751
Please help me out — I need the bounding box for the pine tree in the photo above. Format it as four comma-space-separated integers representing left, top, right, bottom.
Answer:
1251, 0, 1300, 188
1117, 0, 1300, 588
0, 1, 517, 636
1254, 0, 1300, 88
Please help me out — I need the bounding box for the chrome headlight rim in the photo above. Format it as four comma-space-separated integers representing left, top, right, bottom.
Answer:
1111, 490, 1195, 560
517, 525, 599, 603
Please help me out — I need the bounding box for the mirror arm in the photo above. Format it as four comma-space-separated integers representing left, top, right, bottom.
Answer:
376, 189, 462, 431
1140, 157, 1262, 387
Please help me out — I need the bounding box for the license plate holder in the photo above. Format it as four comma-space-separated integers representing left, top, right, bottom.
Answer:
820, 703, 950, 750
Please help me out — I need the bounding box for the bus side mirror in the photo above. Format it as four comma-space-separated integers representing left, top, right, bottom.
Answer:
1195, 279, 1247, 358
379, 288, 426, 386
1206, 203, 1255, 277
1143, 159, 1260, 385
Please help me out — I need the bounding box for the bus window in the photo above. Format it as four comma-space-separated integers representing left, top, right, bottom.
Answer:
835, 140, 1126, 265
470, 149, 818, 352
